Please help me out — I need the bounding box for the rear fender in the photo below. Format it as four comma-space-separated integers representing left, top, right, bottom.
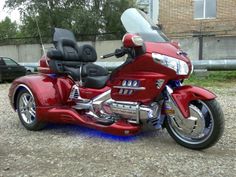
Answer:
10, 74, 75, 110
171, 85, 216, 118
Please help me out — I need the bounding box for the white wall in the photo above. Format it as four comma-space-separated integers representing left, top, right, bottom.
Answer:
0, 40, 124, 63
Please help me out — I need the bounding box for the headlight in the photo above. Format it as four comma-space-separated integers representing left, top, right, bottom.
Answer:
152, 53, 189, 75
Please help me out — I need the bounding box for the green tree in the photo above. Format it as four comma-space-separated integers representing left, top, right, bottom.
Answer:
102, 0, 136, 39
0, 17, 18, 40
5, 0, 136, 41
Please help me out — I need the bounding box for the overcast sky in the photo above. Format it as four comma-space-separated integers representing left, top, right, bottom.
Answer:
0, 0, 20, 23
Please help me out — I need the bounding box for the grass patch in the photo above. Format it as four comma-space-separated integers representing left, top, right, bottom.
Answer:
184, 71, 236, 87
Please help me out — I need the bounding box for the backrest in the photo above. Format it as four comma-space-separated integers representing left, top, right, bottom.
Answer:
78, 44, 97, 63
46, 32, 98, 81
57, 38, 81, 61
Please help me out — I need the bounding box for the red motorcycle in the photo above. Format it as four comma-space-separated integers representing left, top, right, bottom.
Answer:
9, 8, 224, 149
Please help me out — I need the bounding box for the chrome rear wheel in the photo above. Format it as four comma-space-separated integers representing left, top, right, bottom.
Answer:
18, 92, 36, 125
16, 88, 46, 130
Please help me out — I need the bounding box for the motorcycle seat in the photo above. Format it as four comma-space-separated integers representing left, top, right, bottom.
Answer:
47, 38, 110, 89
83, 75, 110, 89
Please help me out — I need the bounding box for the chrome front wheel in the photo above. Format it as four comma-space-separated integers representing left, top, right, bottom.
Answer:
165, 99, 224, 150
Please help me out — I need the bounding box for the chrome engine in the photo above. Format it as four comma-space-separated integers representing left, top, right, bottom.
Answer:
99, 99, 163, 129
70, 86, 163, 128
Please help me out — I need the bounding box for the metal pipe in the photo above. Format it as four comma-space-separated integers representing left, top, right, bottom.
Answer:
192, 60, 236, 71
96, 60, 236, 71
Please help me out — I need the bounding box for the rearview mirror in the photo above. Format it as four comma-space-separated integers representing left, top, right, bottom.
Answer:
122, 33, 144, 48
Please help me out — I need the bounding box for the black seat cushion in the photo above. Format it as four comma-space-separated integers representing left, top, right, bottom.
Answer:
82, 63, 108, 77
64, 66, 80, 81
82, 63, 109, 89
83, 75, 110, 89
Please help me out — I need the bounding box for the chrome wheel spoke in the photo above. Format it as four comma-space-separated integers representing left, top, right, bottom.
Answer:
20, 107, 26, 113
28, 97, 34, 106
22, 95, 29, 106
25, 111, 32, 123
29, 108, 36, 117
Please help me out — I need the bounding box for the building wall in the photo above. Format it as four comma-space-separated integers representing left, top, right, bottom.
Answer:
159, 0, 236, 38
0, 41, 125, 63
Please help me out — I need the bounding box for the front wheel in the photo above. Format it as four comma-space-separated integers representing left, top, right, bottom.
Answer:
165, 99, 224, 150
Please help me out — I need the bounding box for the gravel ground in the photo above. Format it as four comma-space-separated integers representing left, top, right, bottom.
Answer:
0, 83, 235, 177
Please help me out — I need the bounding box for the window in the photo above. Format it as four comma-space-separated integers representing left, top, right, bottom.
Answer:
3, 58, 19, 66
0, 59, 5, 66
194, 0, 216, 19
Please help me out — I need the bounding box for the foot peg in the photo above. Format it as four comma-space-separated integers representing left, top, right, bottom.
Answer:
86, 111, 114, 125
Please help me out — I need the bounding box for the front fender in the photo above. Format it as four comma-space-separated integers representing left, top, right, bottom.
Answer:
171, 85, 216, 118
9, 74, 75, 109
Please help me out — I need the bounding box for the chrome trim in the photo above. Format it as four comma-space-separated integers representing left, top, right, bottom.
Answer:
113, 86, 146, 90
165, 85, 187, 120
92, 90, 111, 113
79, 62, 83, 86
93, 90, 111, 102
156, 79, 165, 89
73, 101, 92, 110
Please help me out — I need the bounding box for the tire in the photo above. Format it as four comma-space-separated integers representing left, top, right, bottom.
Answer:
16, 89, 46, 131
165, 99, 224, 150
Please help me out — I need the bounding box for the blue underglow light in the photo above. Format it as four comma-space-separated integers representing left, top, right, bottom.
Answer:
45, 124, 139, 142
48, 74, 58, 78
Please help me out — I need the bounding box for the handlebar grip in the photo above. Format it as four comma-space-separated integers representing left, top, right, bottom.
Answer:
100, 52, 115, 59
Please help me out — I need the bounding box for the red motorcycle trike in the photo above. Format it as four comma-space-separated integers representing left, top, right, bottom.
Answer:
9, 8, 224, 149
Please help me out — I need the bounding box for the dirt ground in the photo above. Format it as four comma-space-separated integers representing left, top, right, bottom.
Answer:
0, 83, 235, 177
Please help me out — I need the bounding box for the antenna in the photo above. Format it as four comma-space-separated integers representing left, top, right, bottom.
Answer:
35, 17, 46, 57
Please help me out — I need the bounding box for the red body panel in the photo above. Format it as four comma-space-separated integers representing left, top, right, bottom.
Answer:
38, 56, 54, 74
37, 107, 140, 136
145, 42, 189, 62
79, 86, 110, 99
171, 85, 216, 118
108, 42, 191, 103
9, 74, 75, 108
110, 70, 169, 103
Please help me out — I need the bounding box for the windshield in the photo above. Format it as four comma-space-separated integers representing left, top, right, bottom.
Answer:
121, 8, 169, 43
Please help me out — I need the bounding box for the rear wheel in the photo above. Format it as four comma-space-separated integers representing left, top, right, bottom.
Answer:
165, 99, 224, 150
16, 89, 46, 130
